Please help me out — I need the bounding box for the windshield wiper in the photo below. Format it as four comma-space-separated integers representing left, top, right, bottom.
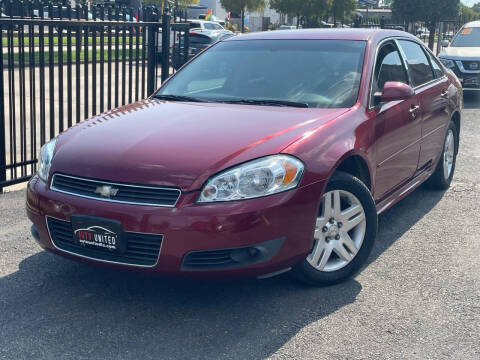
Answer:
152, 94, 207, 103
218, 98, 309, 108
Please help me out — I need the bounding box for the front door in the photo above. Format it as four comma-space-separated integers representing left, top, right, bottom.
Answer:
372, 41, 422, 201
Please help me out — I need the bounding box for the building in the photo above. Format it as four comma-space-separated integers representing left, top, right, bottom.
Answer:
192, 0, 282, 31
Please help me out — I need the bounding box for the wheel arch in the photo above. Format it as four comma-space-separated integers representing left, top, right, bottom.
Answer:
451, 111, 461, 154
329, 152, 373, 191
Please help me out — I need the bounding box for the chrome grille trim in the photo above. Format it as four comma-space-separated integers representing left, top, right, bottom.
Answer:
50, 173, 181, 207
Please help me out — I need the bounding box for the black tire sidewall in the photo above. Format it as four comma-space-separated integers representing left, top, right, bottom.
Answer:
292, 172, 378, 286
440, 122, 458, 187
428, 121, 458, 189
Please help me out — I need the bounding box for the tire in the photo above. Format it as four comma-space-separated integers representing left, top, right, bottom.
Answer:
291, 171, 378, 286
426, 121, 458, 190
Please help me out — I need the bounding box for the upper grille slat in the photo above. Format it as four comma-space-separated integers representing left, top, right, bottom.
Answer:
51, 174, 181, 207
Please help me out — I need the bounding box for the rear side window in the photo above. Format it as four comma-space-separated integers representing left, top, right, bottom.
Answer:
204, 23, 217, 30
189, 35, 212, 45
426, 52, 444, 78
190, 22, 201, 29
371, 42, 408, 103
398, 40, 434, 87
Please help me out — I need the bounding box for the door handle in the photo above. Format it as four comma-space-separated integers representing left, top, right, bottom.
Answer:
409, 105, 420, 119
409, 105, 420, 113
441, 89, 449, 98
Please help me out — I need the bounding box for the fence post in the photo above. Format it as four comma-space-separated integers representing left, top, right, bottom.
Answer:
161, 13, 171, 83
0, 23, 5, 193
146, 22, 158, 96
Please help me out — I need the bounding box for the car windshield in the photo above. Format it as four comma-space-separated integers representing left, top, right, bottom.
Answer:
451, 27, 480, 47
156, 39, 366, 108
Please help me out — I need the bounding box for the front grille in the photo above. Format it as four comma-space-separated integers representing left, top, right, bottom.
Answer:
47, 217, 163, 266
461, 60, 480, 71
51, 173, 181, 207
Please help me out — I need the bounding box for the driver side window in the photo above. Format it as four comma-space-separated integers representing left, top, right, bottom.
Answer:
371, 43, 408, 105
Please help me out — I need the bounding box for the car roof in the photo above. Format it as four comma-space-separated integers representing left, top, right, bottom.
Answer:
225, 28, 417, 42
187, 19, 221, 25
190, 29, 233, 38
464, 20, 480, 28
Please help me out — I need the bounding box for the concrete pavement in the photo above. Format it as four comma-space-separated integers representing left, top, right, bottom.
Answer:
0, 94, 479, 359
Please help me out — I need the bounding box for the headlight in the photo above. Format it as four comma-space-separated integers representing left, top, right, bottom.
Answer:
198, 155, 304, 203
37, 138, 57, 181
439, 58, 455, 68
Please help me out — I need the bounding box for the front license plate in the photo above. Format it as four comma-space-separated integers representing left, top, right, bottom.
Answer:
464, 77, 479, 86
70, 215, 125, 253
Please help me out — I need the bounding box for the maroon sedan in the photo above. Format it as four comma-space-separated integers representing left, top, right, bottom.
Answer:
27, 29, 462, 286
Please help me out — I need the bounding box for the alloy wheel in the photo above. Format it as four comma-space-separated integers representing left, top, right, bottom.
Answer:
307, 190, 366, 272
443, 129, 455, 181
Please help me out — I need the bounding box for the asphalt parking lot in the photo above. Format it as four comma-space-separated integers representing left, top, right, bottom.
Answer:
0, 94, 479, 360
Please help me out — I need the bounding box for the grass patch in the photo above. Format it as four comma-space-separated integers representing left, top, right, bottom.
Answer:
2, 35, 144, 47
8, 48, 146, 64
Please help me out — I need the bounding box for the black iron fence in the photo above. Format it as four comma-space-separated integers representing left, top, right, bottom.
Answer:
354, 14, 480, 54
0, 2, 190, 190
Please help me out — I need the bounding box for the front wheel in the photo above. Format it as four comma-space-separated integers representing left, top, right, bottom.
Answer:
292, 171, 378, 286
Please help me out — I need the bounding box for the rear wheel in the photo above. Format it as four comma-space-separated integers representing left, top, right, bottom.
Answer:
292, 171, 377, 286
426, 121, 458, 190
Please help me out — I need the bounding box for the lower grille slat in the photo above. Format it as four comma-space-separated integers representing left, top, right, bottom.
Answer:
47, 217, 163, 267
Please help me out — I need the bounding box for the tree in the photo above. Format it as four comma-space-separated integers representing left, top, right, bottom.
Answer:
459, 3, 478, 21
146, 0, 199, 14
270, 0, 306, 27
270, 0, 333, 28
472, 3, 480, 13
392, 0, 460, 50
220, 0, 266, 32
331, 0, 356, 25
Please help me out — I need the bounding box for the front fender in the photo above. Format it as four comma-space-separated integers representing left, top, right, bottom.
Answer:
282, 107, 376, 188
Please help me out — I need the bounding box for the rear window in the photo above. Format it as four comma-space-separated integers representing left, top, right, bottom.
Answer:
190, 35, 212, 45
451, 27, 480, 47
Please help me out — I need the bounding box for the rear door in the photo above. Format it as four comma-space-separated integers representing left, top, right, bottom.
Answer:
372, 41, 422, 200
397, 40, 451, 171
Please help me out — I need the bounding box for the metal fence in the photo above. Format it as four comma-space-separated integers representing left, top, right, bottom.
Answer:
0, 2, 189, 190
354, 14, 480, 54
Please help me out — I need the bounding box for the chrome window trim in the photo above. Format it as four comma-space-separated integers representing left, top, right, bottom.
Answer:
395, 38, 440, 89
455, 60, 480, 74
368, 37, 410, 110
45, 215, 163, 268
50, 173, 182, 208
368, 36, 448, 110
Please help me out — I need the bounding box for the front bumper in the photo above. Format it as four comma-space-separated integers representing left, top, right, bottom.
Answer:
448, 60, 480, 90
26, 174, 325, 278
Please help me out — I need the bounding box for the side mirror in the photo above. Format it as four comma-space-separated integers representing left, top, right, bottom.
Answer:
375, 82, 415, 104
441, 40, 450, 47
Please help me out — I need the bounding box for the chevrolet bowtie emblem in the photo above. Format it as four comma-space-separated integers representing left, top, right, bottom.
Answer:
94, 185, 119, 198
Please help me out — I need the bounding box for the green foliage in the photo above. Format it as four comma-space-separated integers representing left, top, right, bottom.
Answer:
219, 0, 266, 14
391, 0, 460, 24
270, 0, 333, 26
270, 0, 300, 17
331, 0, 356, 22
473, 3, 480, 13
459, 3, 478, 21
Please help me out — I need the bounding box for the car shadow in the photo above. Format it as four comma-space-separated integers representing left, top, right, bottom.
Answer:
0, 186, 445, 360
463, 91, 480, 109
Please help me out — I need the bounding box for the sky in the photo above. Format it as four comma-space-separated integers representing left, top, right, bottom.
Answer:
462, 0, 477, 5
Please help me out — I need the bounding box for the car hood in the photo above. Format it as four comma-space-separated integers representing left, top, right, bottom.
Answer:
439, 46, 480, 60
52, 100, 348, 191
